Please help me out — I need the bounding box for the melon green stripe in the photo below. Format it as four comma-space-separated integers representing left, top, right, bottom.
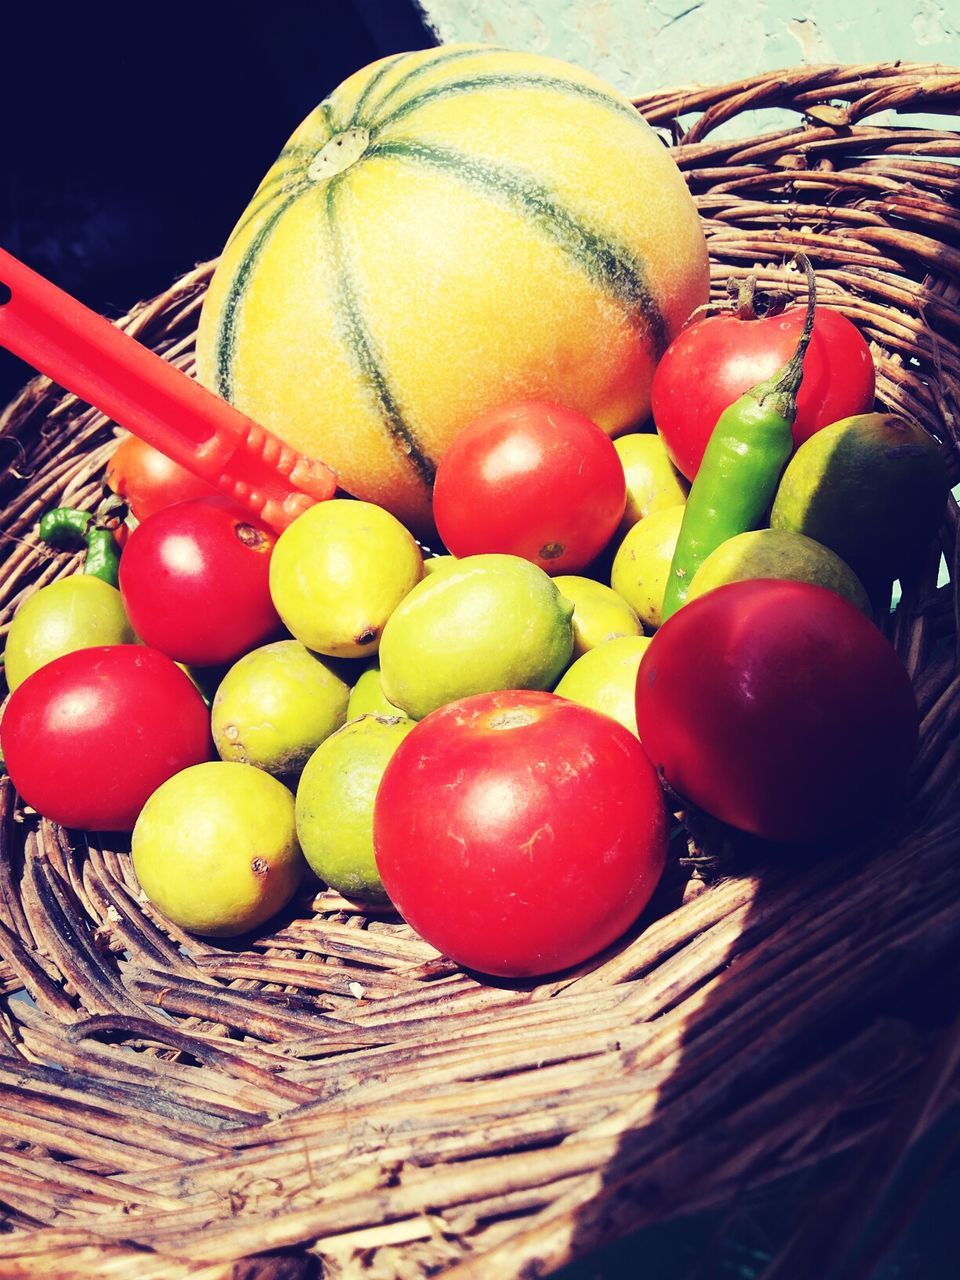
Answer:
226, 142, 326, 243
224, 176, 313, 251
317, 100, 335, 136
253, 154, 310, 198
368, 71, 643, 137
322, 182, 437, 489
215, 190, 312, 401
281, 136, 332, 162
346, 51, 416, 131
367, 138, 668, 354
353, 44, 509, 129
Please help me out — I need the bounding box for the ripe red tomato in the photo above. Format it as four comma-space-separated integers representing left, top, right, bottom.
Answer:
373, 689, 668, 977
119, 498, 280, 665
651, 306, 876, 480
106, 436, 218, 522
0, 645, 212, 832
635, 580, 919, 843
432, 402, 626, 574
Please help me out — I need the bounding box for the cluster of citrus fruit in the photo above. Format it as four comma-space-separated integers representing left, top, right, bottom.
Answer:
0, 377, 944, 979
0, 45, 950, 980
0, 452, 673, 975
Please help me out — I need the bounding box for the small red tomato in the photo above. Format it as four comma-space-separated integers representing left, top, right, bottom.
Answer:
373, 689, 668, 977
432, 402, 626, 574
652, 305, 876, 480
106, 436, 218, 521
0, 645, 212, 832
118, 498, 280, 665
635, 580, 919, 843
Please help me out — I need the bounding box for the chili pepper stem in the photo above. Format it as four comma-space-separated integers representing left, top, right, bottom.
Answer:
750, 254, 817, 419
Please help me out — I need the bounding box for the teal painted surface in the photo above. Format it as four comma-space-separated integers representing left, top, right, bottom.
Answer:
416, 0, 958, 98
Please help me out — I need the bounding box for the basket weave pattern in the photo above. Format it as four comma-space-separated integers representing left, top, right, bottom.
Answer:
1, 64, 959, 1279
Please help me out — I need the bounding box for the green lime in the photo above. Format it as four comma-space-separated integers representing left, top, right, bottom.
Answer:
422, 554, 458, 576
347, 665, 406, 720
132, 762, 306, 937
211, 640, 351, 778
296, 713, 415, 902
687, 528, 871, 615
614, 432, 688, 533
379, 553, 575, 719
770, 413, 948, 588
610, 505, 684, 630
4, 575, 136, 693
553, 574, 644, 658
269, 499, 423, 658
554, 635, 651, 736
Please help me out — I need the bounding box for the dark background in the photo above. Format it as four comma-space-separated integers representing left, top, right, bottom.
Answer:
0, 0, 436, 405
2, 5, 957, 1275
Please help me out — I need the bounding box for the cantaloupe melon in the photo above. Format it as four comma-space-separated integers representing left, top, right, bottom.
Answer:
196, 44, 709, 533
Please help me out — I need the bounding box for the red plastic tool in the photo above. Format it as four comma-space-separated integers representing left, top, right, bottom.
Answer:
0, 247, 338, 531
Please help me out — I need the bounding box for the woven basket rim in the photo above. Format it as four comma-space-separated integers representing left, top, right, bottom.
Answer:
1, 59, 959, 1280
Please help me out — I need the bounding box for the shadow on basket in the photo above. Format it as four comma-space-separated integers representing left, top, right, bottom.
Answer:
0, 61, 959, 1280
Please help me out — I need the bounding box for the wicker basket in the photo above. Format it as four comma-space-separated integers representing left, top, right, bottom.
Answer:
1, 63, 959, 1280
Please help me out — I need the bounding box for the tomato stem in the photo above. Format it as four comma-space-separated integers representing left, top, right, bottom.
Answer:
734, 274, 759, 321
725, 271, 793, 321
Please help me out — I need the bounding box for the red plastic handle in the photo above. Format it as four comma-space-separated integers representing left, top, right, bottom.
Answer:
0, 247, 338, 531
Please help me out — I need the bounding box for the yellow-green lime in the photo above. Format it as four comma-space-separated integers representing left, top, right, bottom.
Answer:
422, 554, 458, 576
554, 635, 652, 736
4, 575, 136, 693
770, 412, 949, 588
132, 762, 306, 937
614, 431, 688, 533
347, 665, 406, 720
610, 505, 685, 630
211, 640, 351, 778
269, 499, 423, 658
553, 574, 644, 658
687, 528, 872, 615
296, 713, 415, 902
379, 553, 575, 719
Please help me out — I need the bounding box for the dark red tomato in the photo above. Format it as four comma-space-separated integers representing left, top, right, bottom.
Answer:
432, 402, 626, 574
373, 689, 668, 977
106, 436, 218, 522
118, 498, 280, 666
635, 580, 919, 843
651, 306, 876, 480
0, 645, 212, 832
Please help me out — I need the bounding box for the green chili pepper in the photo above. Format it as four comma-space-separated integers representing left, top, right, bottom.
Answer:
38, 505, 122, 587
660, 255, 817, 623
82, 527, 122, 586
38, 506, 92, 547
